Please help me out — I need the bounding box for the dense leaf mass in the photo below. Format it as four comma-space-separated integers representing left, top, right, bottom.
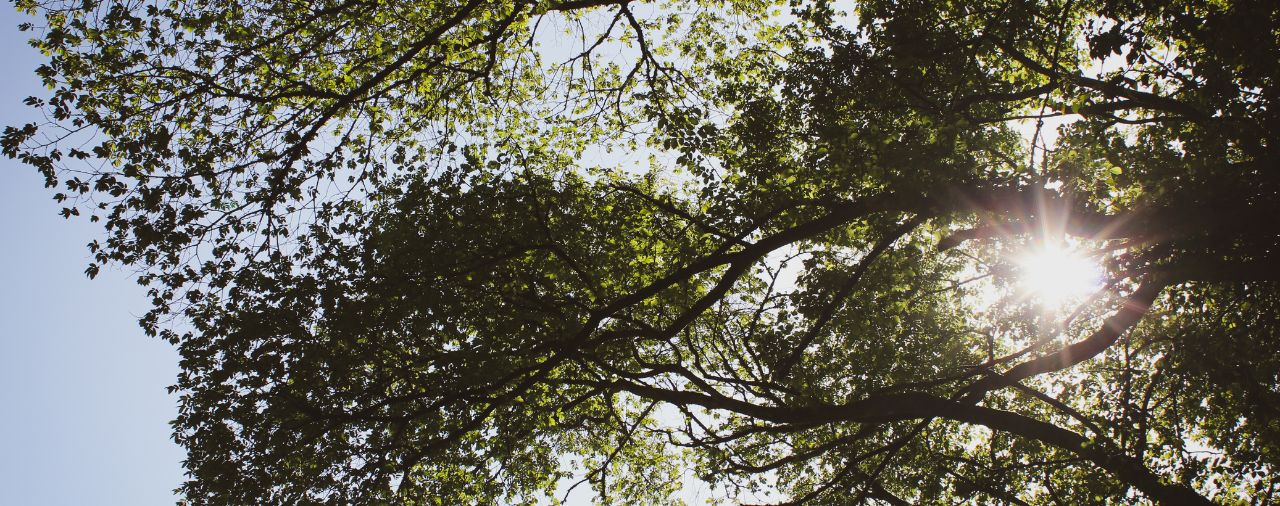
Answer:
8, 0, 1280, 503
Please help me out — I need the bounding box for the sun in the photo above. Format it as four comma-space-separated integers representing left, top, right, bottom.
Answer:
1016, 242, 1104, 308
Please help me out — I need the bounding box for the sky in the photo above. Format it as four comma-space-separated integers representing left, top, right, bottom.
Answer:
0, 8, 186, 505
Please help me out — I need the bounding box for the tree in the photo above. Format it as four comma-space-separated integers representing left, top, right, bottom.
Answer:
7, 0, 1280, 503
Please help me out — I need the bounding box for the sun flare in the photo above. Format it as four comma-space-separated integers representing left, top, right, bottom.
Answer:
1017, 243, 1104, 308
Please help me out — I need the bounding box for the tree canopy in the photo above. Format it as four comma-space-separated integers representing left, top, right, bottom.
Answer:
8, 0, 1280, 503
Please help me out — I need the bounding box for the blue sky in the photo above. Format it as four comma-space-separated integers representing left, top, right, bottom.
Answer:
0, 8, 185, 505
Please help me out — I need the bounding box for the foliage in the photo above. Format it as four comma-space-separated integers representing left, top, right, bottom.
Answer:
7, 0, 1280, 503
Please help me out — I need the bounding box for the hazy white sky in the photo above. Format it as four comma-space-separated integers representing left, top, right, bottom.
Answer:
0, 8, 185, 505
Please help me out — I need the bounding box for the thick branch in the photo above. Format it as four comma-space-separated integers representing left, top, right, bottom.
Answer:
993, 40, 1211, 122
962, 278, 1166, 397
605, 379, 1212, 505
936, 187, 1143, 251
547, 0, 630, 12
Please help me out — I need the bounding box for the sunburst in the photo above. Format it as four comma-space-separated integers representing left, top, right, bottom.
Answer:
1015, 241, 1104, 308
